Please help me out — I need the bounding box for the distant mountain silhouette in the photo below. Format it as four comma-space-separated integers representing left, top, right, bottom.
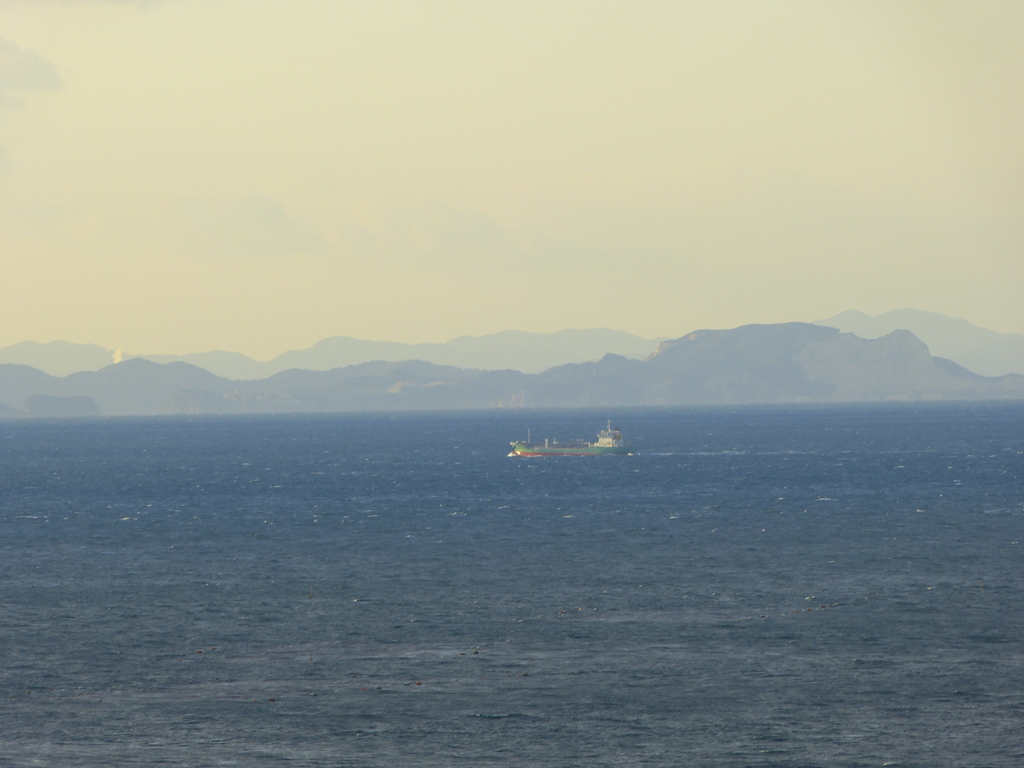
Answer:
1, 323, 1020, 417
0, 341, 117, 377
0, 359, 230, 416
140, 329, 659, 378
500, 323, 1023, 407
265, 328, 660, 377
0, 329, 659, 380
9, 313, 1021, 381
168, 361, 527, 414
139, 350, 270, 380
816, 309, 1024, 376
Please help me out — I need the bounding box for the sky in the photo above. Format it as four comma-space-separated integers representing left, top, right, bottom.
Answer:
0, 0, 1021, 358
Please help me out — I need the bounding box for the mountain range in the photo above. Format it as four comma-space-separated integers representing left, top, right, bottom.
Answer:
1, 309, 1021, 380
816, 309, 1024, 377
0, 329, 659, 380
1, 322, 1021, 417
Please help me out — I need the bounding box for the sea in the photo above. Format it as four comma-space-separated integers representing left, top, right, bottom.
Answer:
1, 404, 1022, 768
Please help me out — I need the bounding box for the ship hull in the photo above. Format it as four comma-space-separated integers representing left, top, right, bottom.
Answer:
510, 444, 631, 456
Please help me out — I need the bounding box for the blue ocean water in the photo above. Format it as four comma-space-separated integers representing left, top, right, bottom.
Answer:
1, 404, 1022, 767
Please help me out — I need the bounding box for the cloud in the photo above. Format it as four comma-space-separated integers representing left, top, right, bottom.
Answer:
0, 38, 60, 110
167, 195, 326, 260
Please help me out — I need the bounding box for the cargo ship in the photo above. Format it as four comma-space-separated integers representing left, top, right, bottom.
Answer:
509, 421, 631, 456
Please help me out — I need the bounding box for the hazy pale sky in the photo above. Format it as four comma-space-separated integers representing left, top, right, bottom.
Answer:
1, 1, 1021, 357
